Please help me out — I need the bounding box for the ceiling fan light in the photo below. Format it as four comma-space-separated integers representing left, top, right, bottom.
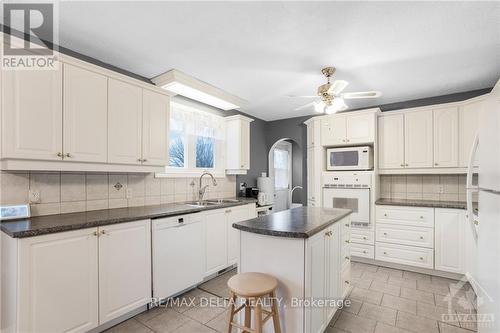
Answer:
327, 98, 348, 114
314, 101, 325, 113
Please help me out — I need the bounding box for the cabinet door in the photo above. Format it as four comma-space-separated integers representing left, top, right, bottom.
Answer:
204, 209, 228, 275
346, 113, 374, 144
378, 115, 405, 169
240, 120, 251, 169
433, 107, 458, 168
142, 89, 169, 166
435, 209, 465, 274
108, 79, 143, 164
152, 214, 204, 300
98, 220, 151, 324
2, 68, 63, 160
307, 147, 316, 203
227, 206, 248, 265
63, 64, 108, 163
459, 101, 481, 167
326, 225, 340, 321
305, 231, 327, 333
404, 111, 433, 168
321, 116, 346, 146
18, 229, 98, 333
307, 119, 321, 148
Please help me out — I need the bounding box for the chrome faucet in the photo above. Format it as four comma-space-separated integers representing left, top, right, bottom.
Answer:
199, 171, 218, 202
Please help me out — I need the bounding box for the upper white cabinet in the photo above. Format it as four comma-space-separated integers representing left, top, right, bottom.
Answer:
321, 111, 376, 146
108, 78, 143, 165
433, 107, 458, 168
459, 100, 481, 167
98, 220, 152, 324
63, 64, 108, 163
378, 114, 405, 169
226, 115, 253, 174
2, 68, 63, 160
306, 118, 321, 148
142, 89, 170, 166
434, 209, 465, 274
14, 228, 99, 333
1, 56, 171, 172
404, 110, 433, 168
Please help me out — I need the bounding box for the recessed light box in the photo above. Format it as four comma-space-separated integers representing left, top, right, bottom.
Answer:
152, 69, 246, 111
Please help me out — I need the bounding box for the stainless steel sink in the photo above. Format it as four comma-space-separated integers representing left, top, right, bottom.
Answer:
183, 201, 220, 208
206, 199, 240, 204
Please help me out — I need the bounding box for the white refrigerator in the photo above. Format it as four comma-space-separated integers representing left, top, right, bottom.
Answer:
467, 80, 500, 332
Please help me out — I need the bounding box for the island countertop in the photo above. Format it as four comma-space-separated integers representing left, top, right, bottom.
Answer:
232, 206, 352, 238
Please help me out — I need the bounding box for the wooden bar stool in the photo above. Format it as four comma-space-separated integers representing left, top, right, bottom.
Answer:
226, 272, 281, 333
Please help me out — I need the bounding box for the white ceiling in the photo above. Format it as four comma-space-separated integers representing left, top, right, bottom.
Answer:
28, 2, 500, 120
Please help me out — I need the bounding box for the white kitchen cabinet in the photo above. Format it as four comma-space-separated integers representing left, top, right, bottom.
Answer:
142, 89, 170, 166
108, 78, 143, 165
459, 101, 481, 167
404, 110, 433, 168
375, 242, 434, 269
152, 214, 204, 300
434, 209, 465, 274
226, 115, 254, 174
346, 112, 375, 144
98, 220, 152, 324
307, 146, 323, 206
378, 114, 405, 169
2, 68, 63, 160
321, 115, 346, 146
306, 118, 321, 148
433, 107, 459, 168
227, 205, 249, 266
204, 209, 229, 275
63, 64, 108, 163
3, 228, 99, 333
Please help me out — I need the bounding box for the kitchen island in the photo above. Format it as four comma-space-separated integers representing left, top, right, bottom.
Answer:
232, 206, 352, 333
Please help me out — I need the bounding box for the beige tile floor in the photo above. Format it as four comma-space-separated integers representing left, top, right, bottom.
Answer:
105, 263, 478, 333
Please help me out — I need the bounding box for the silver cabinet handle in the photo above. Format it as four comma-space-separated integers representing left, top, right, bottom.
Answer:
142, 159, 147, 162
137, 158, 143, 162
363, 236, 367, 240
406, 164, 409, 167
419, 257, 424, 260
100, 230, 107, 235
65, 153, 72, 158
93, 231, 99, 237
345, 256, 350, 260
383, 232, 388, 236
363, 250, 367, 254
400, 164, 405, 167
345, 280, 350, 284
383, 251, 388, 255
420, 236, 424, 239
434, 163, 439, 166
56, 152, 63, 158
420, 216, 424, 219
345, 223, 349, 227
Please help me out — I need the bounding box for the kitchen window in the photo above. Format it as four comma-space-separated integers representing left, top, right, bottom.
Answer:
164, 102, 225, 176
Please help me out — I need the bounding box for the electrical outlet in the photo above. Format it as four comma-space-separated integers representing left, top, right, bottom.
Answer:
29, 190, 41, 204
126, 188, 132, 199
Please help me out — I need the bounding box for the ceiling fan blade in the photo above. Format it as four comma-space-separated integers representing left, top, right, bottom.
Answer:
294, 101, 317, 111
327, 80, 349, 95
342, 91, 382, 99
287, 95, 318, 98
326, 97, 348, 114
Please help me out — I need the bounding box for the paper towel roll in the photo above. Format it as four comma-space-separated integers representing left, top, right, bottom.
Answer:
257, 176, 274, 205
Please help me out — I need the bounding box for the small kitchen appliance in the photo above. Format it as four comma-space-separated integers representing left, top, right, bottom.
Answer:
326, 146, 373, 171
257, 173, 274, 206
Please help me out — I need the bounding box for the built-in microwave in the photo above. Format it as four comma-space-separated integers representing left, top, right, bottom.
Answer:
326, 146, 373, 171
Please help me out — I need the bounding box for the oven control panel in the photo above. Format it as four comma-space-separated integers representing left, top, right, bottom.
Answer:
323, 172, 372, 188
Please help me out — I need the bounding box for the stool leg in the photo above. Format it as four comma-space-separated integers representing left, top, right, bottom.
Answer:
226, 292, 236, 333
270, 291, 282, 333
254, 298, 263, 333
244, 299, 251, 333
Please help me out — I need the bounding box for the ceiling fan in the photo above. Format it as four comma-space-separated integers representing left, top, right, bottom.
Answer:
290, 67, 382, 114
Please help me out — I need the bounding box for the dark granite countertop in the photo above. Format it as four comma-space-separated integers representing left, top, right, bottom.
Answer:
232, 206, 352, 239
375, 198, 478, 212
1, 198, 257, 238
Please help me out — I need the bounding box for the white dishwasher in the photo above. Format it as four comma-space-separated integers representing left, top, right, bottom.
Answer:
152, 213, 204, 301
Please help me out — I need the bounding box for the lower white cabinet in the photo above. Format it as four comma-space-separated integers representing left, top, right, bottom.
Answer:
434, 208, 465, 274
98, 220, 152, 323
152, 214, 204, 300
1, 220, 152, 333
376, 242, 434, 269
227, 205, 249, 266
13, 228, 99, 333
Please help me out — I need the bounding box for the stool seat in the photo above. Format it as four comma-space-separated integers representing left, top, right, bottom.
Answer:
227, 272, 278, 297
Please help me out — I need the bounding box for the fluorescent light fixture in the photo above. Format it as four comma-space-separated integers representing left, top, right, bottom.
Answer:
152, 69, 246, 111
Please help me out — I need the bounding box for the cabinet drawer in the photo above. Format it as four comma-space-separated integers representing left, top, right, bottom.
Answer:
351, 228, 374, 245
375, 242, 434, 269
351, 243, 375, 259
376, 223, 434, 248
376, 205, 434, 227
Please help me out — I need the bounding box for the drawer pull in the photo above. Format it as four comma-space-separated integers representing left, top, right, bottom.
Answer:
345, 256, 350, 260
383, 232, 388, 236
383, 251, 388, 255
345, 223, 349, 227
345, 240, 350, 244
384, 213, 388, 217
363, 250, 367, 254
419, 236, 424, 240
419, 257, 424, 260
345, 280, 350, 284
420, 216, 424, 219
363, 236, 367, 240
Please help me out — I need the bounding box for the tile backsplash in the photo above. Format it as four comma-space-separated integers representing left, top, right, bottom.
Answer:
0, 172, 236, 216
380, 174, 478, 202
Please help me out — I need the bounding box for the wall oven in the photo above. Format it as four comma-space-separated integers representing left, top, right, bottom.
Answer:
322, 172, 371, 225
326, 146, 373, 171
